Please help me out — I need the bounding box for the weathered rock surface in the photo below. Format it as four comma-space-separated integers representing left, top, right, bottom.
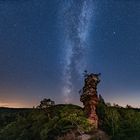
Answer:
80, 73, 101, 128
57, 130, 110, 140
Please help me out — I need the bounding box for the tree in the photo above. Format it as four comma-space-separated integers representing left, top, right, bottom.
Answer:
99, 94, 105, 104
104, 108, 120, 136
37, 98, 55, 109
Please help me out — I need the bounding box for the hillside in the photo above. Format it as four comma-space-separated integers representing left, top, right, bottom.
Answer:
0, 103, 140, 140
0, 104, 94, 140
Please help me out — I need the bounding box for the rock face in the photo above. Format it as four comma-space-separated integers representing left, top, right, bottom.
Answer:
80, 73, 100, 128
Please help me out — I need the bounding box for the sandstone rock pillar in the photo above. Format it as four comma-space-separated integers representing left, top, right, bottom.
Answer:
80, 72, 100, 128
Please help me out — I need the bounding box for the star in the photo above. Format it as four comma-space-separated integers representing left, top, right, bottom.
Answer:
113, 31, 116, 35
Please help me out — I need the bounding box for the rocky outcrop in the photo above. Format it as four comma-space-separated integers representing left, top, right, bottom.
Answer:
57, 130, 110, 140
80, 73, 101, 128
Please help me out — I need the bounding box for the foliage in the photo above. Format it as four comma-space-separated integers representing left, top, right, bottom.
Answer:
1, 101, 140, 140
97, 101, 140, 140
37, 98, 55, 109
0, 104, 92, 140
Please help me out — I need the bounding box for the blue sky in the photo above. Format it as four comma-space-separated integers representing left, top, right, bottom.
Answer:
0, 0, 140, 108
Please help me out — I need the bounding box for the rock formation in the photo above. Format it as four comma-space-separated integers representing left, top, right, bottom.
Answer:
80, 72, 101, 128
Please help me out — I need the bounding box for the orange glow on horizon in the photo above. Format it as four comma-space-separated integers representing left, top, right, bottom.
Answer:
0, 102, 32, 108
0, 88, 40, 108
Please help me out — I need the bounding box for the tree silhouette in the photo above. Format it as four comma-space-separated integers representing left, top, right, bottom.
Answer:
37, 98, 55, 109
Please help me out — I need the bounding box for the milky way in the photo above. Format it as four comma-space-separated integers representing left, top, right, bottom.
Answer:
60, 0, 94, 102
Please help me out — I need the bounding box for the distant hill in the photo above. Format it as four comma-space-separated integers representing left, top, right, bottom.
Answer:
0, 107, 32, 112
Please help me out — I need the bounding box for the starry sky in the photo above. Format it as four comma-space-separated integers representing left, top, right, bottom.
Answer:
0, 0, 140, 108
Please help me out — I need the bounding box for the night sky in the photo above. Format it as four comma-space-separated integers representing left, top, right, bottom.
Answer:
0, 0, 140, 108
